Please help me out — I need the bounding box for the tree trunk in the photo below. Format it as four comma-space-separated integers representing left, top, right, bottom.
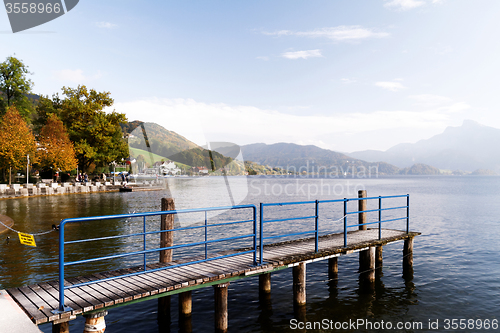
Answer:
9, 167, 11, 185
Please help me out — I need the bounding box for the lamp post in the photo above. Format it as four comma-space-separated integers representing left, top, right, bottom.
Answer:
26, 154, 29, 185
111, 162, 116, 184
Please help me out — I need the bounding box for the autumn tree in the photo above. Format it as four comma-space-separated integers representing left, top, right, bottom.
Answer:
37, 114, 77, 176
0, 106, 37, 184
56, 85, 129, 172
0, 56, 34, 120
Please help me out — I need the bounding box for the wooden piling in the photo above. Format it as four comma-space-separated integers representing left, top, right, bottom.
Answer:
259, 273, 271, 294
52, 322, 69, 333
179, 291, 192, 317
359, 247, 375, 287
179, 291, 192, 333
403, 237, 414, 278
214, 282, 229, 332
157, 295, 171, 329
358, 190, 367, 230
83, 311, 107, 333
376, 245, 383, 268
328, 257, 338, 280
293, 262, 306, 306
160, 198, 175, 263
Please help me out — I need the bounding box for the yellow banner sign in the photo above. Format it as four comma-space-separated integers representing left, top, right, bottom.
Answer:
18, 233, 36, 247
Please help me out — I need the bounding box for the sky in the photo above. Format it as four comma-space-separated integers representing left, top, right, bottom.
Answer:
2, 0, 500, 152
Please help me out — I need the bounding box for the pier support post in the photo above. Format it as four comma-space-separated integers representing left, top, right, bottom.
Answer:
259, 273, 271, 294
376, 245, 383, 268
328, 257, 338, 281
83, 311, 107, 333
293, 262, 306, 306
157, 296, 171, 330
403, 237, 414, 279
214, 282, 229, 333
160, 198, 175, 263
179, 291, 192, 333
359, 247, 375, 289
179, 290, 192, 316
52, 322, 69, 333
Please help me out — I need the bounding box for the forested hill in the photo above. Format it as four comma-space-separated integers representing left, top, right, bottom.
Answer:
123, 121, 232, 169
122, 121, 198, 157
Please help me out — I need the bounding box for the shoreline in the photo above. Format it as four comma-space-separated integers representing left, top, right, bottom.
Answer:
0, 181, 165, 201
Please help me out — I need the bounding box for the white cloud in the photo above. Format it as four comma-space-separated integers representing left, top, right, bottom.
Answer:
281, 49, 323, 60
95, 22, 117, 29
256, 56, 269, 61
384, 0, 425, 10
375, 81, 407, 91
53, 69, 102, 83
263, 26, 389, 41
262, 30, 292, 36
114, 98, 470, 152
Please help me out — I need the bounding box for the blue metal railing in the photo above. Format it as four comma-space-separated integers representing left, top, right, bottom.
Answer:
54, 194, 410, 313
259, 194, 410, 264
55, 205, 257, 313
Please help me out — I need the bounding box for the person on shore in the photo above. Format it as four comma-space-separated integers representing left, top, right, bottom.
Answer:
84, 173, 88, 184
102, 173, 106, 182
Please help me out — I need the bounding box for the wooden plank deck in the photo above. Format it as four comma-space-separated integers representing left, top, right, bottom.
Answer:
6, 228, 419, 325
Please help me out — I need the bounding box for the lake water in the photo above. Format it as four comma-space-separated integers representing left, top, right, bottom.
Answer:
1, 176, 499, 332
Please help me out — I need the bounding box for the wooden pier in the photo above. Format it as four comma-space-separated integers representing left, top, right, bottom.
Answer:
5, 193, 420, 332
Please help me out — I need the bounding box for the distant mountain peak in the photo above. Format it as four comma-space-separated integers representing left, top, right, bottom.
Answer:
461, 119, 483, 127
349, 119, 500, 172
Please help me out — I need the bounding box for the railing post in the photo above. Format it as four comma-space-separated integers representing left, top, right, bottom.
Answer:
378, 196, 382, 240
58, 221, 65, 312
259, 203, 264, 265
343, 199, 347, 247
143, 216, 147, 270
314, 200, 319, 253
253, 206, 257, 265
406, 194, 410, 233
205, 210, 208, 260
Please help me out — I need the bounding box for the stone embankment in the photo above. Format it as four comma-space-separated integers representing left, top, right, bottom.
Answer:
0, 180, 162, 199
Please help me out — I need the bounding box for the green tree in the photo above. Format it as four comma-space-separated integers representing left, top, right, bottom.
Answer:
57, 85, 129, 172
0, 56, 34, 120
0, 106, 37, 184
33, 94, 62, 133
37, 113, 77, 174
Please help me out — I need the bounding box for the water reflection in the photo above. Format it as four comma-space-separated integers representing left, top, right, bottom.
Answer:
0, 193, 129, 288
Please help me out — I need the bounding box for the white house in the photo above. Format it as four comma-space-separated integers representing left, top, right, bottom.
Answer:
160, 161, 181, 175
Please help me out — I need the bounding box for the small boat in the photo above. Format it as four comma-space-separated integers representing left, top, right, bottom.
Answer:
119, 187, 133, 192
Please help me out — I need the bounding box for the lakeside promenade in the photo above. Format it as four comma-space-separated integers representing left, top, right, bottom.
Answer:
0, 180, 163, 200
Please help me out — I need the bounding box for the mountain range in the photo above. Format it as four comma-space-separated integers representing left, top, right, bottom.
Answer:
240, 142, 400, 175
123, 119, 499, 176
348, 120, 500, 173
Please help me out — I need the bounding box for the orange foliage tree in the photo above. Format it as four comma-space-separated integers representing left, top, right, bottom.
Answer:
37, 114, 77, 175
0, 106, 37, 184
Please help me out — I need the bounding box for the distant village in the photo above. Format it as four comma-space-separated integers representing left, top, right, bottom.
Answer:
140, 160, 209, 176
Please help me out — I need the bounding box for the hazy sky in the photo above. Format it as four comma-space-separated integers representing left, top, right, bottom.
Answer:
2, 0, 500, 152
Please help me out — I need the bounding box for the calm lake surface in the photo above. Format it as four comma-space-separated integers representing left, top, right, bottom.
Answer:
1, 176, 499, 332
